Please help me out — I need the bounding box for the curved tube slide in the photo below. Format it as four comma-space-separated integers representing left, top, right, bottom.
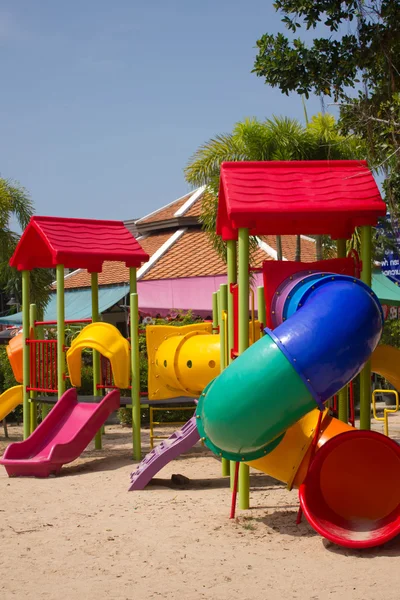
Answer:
299, 430, 400, 549
67, 322, 130, 389
195, 272, 400, 547
196, 274, 383, 461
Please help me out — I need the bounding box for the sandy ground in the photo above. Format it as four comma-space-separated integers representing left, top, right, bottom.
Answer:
0, 413, 399, 600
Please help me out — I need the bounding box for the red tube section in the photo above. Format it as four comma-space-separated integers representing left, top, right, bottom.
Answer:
299, 430, 400, 548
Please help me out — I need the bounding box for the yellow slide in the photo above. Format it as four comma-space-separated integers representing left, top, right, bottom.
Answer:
67, 322, 130, 389
0, 385, 23, 421
371, 344, 400, 390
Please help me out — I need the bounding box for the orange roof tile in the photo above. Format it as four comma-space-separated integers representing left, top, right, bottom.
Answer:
142, 230, 226, 279
185, 195, 203, 217
62, 232, 171, 289
260, 235, 316, 262
137, 193, 192, 225
141, 230, 274, 281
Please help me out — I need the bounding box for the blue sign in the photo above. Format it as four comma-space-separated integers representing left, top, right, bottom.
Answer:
378, 213, 400, 282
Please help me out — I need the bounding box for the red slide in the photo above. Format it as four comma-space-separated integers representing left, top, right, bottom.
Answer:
0, 389, 120, 477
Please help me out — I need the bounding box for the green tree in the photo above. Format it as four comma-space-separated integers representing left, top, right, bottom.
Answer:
185, 114, 362, 261
0, 178, 52, 316
253, 1, 400, 218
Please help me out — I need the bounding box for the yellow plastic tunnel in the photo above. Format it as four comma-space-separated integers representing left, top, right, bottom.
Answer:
147, 323, 220, 399
67, 322, 130, 389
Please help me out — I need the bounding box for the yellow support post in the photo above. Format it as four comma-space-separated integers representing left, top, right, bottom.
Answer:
372, 390, 399, 437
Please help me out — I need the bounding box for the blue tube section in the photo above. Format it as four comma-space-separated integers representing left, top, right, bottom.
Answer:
267, 274, 383, 406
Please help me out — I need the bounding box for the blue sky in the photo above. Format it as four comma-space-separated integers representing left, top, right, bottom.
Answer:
0, 1, 325, 223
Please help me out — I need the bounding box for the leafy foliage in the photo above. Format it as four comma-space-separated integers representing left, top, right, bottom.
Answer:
0, 177, 52, 316
254, 0, 400, 235
185, 114, 363, 261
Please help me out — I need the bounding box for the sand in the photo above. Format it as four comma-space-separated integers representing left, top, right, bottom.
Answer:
1, 421, 399, 600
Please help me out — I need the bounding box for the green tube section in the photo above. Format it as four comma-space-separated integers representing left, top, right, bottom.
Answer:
196, 332, 315, 462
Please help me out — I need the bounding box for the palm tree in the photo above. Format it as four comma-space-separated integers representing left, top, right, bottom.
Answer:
0, 178, 52, 317
185, 113, 364, 262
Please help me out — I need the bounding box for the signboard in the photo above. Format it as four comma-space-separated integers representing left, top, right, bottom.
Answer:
379, 213, 400, 281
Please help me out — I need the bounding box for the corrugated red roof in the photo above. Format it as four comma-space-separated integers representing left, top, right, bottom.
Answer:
10, 216, 149, 272
217, 160, 386, 240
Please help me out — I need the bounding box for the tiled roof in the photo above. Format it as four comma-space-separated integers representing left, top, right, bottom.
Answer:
63, 232, 171, 289
137, 193, 192, 225
60, 184, 319, 290
185, 197, 203, 217
260, 235, 316, 262
140, 229, 272, 280
62, 229, 317, 288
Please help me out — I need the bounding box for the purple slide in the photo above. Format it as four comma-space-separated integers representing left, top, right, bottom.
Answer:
0, 389, 120, 477
129, 416, 200, 491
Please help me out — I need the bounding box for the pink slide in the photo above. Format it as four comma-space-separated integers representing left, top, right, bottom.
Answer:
0, 389, 120, 477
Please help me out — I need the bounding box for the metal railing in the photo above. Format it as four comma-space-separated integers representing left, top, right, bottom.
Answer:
372, 389, 399, 437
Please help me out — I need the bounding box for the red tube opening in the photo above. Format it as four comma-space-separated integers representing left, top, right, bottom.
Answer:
299, 431, 400, 548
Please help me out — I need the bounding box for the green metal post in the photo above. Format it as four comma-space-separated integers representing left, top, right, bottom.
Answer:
257, 286, 266, 332
219, 284, 228, 371
56, 265, 66, 400
91, 272, 102, 450
29, 303, 38, 433
238, 229, 250, 509
130, 268, 141, 460
22, 271, 30, 439
219, 283, 230, 476
360, 226, 372, 430
227, 240, 237, 364
336, 239, 349, 423
227, 241, 238, 486
212, 292, 218, 335
336, 238, 347, 259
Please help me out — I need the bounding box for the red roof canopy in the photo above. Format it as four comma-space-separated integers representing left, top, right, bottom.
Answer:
10, 216, 149, 272
216, 161, 386, 240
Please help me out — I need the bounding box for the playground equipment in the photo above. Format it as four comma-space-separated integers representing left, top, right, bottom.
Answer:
0, 216, 149, 475
2, 161, 400, 550
372, 389, 399, 437
0, 386, 23, 422
1, 389, 120, 477
130, 160, 400, 549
